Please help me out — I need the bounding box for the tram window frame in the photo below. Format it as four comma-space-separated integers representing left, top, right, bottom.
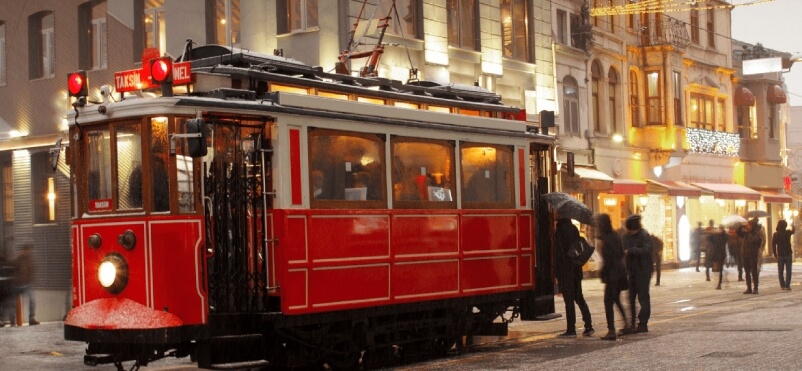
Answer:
390, 137, 456, 209
308, 128, 386, 209
459, 143, 515, 209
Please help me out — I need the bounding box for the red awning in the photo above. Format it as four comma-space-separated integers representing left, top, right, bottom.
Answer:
734, 85, 755, 106
646, 180, 702, 197
690, 183, 762, 201
609, 179, 647, 195
753, 189, 793, 203
767, 84, 787, 104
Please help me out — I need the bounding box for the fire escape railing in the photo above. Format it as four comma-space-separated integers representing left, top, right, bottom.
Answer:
638, 13, 690, 51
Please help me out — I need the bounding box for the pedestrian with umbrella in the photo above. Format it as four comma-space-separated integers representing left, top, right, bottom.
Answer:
542, 193, 594, 338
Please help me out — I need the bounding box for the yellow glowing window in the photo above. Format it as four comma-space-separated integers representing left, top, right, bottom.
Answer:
459, 109, 480, 116
271, 84, 309, 95
318, 91, 349, 100
357, 96, 386, 105
427, 105, 451, 113
394, 101, 420, 109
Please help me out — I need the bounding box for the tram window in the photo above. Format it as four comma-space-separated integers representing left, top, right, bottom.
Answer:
309, 129, 385, 208
394, 101, 419, 109
427, 105, 451, 113
391, 139, 456, 209
318, 91, 349, 100
460, 144, 514, 208
116, 124, 143, 210
151, 117, 170, 212
87, 129, 112, 210
173, 118, 196, 213
459, 109, 480, 116
357, 96, 385, 105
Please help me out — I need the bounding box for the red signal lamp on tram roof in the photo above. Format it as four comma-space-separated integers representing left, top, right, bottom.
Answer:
150, 57, 173, 84
67, 71, 88, 98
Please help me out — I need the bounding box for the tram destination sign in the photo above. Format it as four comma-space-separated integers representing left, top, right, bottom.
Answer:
115, 61, 192, 93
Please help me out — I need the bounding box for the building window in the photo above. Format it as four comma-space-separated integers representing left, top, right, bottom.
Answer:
690, 2, 699, 44
563, 76, 580, 135
769, 104, 777, 139
447, 0, 477, 50
630, 70, 641, 128
627, 0, 637, 30
706, 8, 715, 48
279, 0, 318, 34
32, 151, 57, 224
0, 22, 5, 85
79, 1, 108, 70
144, 0, 166, 55
2, 160, 12, 222
716, 98, 725, 132
646, 71, 662, 125
608, 68, 619, 134
556, 9, 567, 45
673, 71, 683, 126
591, 61, 602, 133
689, 93, 716, 130
737, 106, 754, 139
214, 0, 240, 47
379, 0, 420, 38
570, 12, 581, 48
29, 11, 55, 79
605, 0, 615, 33
501, 0, 529, 61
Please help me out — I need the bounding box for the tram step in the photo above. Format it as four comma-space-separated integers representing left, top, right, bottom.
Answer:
208, 360, 270, 370
197, 334, 268, 369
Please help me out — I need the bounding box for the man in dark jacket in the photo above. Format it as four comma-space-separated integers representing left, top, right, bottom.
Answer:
554, 218, 594, 337
738, 218, 764, 294
773, 220, 795, 290
650, 234, 663, 286
691, 222, 704, 272
622, 214, 653, 334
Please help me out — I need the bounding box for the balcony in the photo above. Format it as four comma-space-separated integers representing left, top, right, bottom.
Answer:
638, 14, 690, 51
686, 127, 740, 156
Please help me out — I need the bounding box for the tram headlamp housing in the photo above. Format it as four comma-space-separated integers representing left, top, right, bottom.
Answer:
98, 252, 129, 294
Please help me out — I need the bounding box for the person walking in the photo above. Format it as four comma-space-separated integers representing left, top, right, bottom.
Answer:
651, 234, 663, 286
727, 226, 744, 281
595, 213, 628, 340
10, 241, 38, 326
691, 222, 704, 272
621, 214, 653, 334
739, 218, 764, 294
772, 220, 795, 290
554, 218, 594, 337
706, 225, 728, 290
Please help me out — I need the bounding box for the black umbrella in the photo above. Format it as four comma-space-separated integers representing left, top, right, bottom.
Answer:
745, 210, 769, 219
541, 192, 594, 225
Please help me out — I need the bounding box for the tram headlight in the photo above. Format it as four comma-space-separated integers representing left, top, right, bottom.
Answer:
97, 252, 129, 294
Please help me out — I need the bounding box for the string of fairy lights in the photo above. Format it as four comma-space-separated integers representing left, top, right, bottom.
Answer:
590, 0, 776, 17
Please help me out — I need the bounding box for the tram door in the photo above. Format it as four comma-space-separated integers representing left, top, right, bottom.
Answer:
203, 119, 275, 314
520, 142, 556, 320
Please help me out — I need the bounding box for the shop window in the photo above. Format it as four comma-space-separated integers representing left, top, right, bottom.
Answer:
309, 129, 385, 208
460, 143, 513, 208
28, 11, 54, 79
447, 0, 478, 50
32, 151, 56, 223
392, 139, 455, 209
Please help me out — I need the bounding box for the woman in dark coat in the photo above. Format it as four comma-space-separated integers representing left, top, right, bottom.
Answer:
554, 218, 594, 337
773, 220, 795, 290
595, 213, 628, 340
707, 226, 729, 290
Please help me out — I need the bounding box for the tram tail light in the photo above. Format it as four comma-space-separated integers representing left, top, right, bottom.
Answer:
67, 71, 88, 100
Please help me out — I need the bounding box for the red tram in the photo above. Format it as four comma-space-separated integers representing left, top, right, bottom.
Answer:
63, 44, 557, 370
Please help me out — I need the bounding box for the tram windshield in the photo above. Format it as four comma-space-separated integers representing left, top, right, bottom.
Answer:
79, 116, 199, 215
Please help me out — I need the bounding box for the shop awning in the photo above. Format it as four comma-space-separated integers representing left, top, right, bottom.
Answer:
690, 183, 762, 201
753, 189, 793, 203
609, 179, 647, 194
646, 180, 702, 197
734, 85, 755, 106
562, 166, 613, 192
767, 84, 787, 104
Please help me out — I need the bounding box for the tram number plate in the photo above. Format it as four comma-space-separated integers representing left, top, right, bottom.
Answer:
89, 199, 113, 212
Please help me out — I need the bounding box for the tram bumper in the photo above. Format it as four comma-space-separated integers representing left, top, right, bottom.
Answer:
64, 298, 186, 344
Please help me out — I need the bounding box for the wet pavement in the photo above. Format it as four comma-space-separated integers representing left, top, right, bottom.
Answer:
2, 263, 801, 370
